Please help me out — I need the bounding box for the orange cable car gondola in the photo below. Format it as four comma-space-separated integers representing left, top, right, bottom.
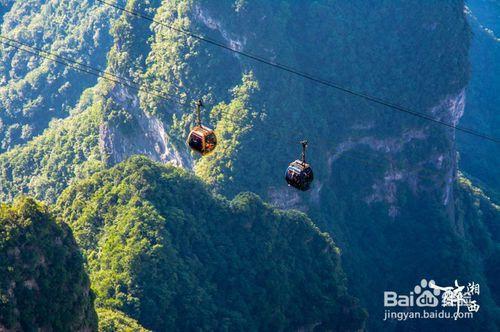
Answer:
285, 140, 314, 191
187, 100, 217, 155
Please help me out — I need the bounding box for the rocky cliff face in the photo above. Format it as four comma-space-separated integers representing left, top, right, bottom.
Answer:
128, 2, 497, 330
98, 84, 189, 168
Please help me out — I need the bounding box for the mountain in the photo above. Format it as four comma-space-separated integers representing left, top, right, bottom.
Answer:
0, 0, 499, 331
0, 197, 97, 331
55, 156, 366, 331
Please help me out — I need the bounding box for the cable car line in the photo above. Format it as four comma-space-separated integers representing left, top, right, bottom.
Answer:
0, 36, 468, 178
95, 0, 499, 144
0, 35, 464, 192
0, 36, 219, 160
0, 35, 187, 107
0, 36, 411, 170
0, 33, 388, 172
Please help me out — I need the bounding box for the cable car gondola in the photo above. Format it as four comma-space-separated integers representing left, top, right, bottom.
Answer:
285, 140, 314, 191
187, 100, 217, 155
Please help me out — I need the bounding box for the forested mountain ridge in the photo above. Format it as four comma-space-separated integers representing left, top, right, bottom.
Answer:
55, 156, 367, 331
0, 0, 498, 331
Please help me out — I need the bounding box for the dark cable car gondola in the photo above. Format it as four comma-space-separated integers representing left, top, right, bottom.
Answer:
286, 140, 314, 191
187, 100, 217, 155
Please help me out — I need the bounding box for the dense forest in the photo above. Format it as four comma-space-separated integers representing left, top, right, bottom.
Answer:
56, 156, 366, 331
0, 0, 498, 331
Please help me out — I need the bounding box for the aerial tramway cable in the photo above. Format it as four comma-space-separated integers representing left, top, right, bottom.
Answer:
0, 35, 421, 172
0, 35, 478, 193
95, 0, 500, 144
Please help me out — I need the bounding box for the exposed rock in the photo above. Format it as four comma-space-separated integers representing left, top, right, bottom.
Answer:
99, 85, 191, 168
194, 5, 247, 52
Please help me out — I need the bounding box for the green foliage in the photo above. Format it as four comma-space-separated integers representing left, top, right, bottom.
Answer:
0, 100, 105, 203
195, 73, 261, 191
97, 308, 150, 332
56, 156, 367, 331
0, 197, 97, 331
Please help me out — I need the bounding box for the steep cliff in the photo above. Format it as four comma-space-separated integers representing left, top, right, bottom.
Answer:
459, 0, 500, 199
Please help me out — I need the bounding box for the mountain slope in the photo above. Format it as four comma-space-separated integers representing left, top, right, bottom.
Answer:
56, 156, 366, 331
0, 0, 118, 152
0, 94, 104, 202
0, 197, 97, 331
